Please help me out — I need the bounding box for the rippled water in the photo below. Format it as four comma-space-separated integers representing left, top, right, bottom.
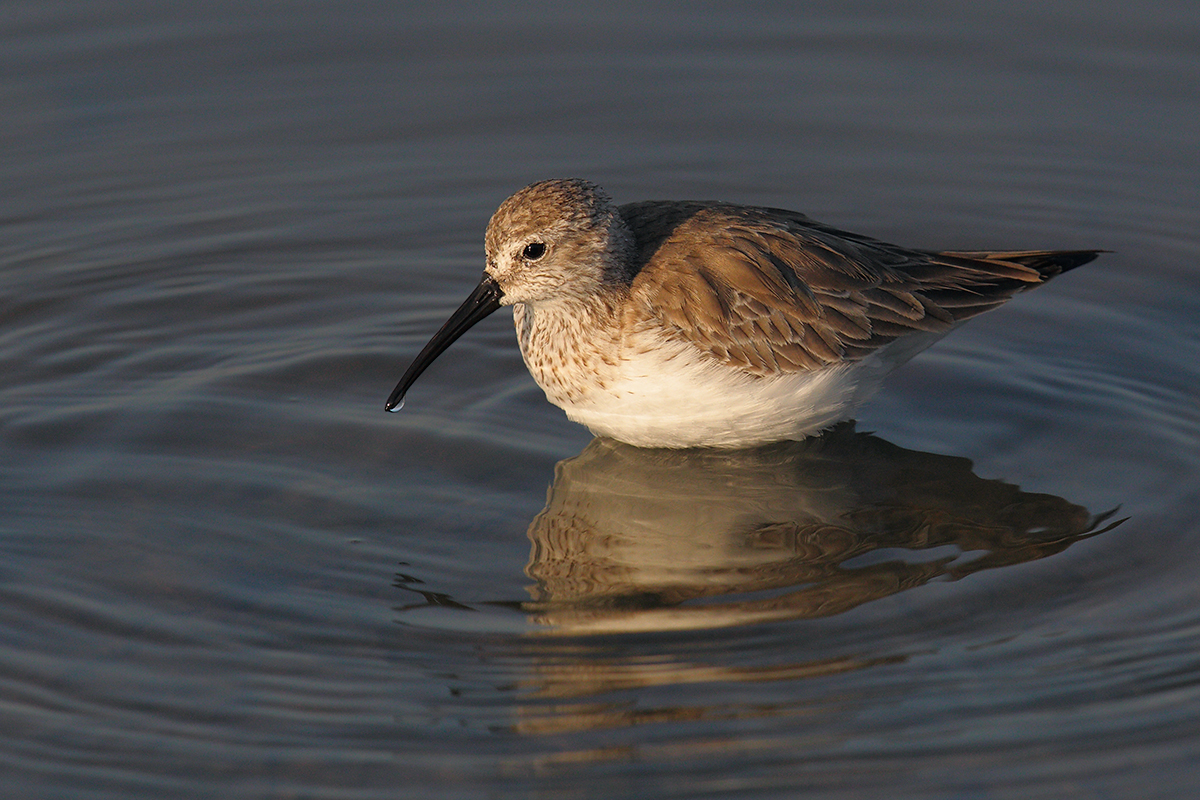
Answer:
3, 2, 1199, 798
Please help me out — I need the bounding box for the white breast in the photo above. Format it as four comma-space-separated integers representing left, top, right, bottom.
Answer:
515, 302, 950, 448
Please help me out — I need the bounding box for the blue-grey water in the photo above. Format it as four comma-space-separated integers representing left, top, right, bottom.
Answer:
3, 2, 1199, 798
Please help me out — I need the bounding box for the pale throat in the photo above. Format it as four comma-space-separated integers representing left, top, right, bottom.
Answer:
512, 294, 625, 405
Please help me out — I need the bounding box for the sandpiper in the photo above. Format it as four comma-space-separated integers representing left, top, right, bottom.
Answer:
386, 179, 1097, 448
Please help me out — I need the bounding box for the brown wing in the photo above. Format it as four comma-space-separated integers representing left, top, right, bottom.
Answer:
621, 201, 1097, 376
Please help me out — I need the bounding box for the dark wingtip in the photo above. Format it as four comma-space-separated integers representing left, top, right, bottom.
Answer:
1053, 249, 1107, 274
998, 249, 1108, 280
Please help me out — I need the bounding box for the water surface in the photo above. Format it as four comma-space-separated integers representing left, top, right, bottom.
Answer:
3, 2, 1199, 798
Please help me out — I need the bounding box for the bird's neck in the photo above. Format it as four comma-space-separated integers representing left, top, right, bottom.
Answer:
512, 290, 627, 407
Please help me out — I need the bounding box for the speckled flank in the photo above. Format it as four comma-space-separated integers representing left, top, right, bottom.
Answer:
394, 178, 1098, 448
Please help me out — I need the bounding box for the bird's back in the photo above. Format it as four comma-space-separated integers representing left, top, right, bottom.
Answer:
619, 200, 1098, 377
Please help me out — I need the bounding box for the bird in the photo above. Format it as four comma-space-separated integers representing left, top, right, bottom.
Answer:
386, 178, 1098, 448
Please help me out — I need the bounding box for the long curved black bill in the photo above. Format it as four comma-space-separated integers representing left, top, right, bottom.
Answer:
385, 274, 504, 411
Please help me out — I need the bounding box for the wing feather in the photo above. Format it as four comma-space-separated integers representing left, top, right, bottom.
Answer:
622, 202, 1096, 376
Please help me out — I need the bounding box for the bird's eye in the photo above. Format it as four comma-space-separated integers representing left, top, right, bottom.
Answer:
522, 242, 546, 261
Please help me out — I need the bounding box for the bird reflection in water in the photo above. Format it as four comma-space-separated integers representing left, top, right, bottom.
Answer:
521, 423, 1122, 634
393, 424, 1122, 739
